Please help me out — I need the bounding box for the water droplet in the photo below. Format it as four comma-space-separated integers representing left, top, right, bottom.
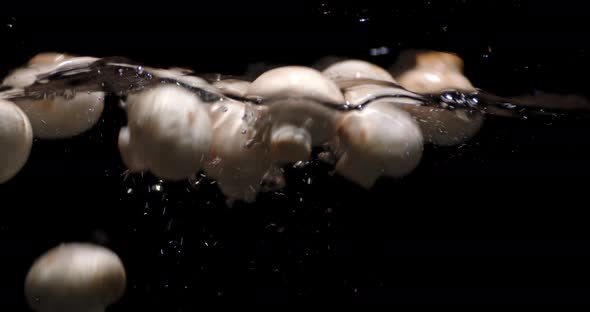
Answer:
369, 46, 390, 56
118, 68, 124, 76
151, 183, 163, 192
240, 129, 247, 134
293, 161, 309, 169
318, 2, 331, 15
63, 89, 76, 100
221, 106, 228, 112
137, 66, 144, 74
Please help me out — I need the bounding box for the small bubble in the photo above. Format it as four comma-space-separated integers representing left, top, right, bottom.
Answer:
318, 2, 331, 15
292, 161, 308, 169
6, 24, 13, 28
221, 106, 228, 112
369, 46, 390, 56
240, 129, 247, 134
118, 68, 124, 76
151, 183, 163, 192
137, 66, 144, 74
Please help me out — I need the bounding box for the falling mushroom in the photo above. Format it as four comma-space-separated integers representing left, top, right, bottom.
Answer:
0, 99, 33, 184
24, 243, 126, 312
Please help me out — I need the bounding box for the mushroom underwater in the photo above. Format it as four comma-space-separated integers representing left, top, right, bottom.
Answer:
1, 51, 588, 203
2, 51, 589, 311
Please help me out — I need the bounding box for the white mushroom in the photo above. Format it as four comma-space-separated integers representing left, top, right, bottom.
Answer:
0, 100, 33, 183
333, 96, 423, 188
119, 84, 212, 180
204, 98, 273, 203
25, 243, 126, 312
2, 53, 104, 139
323, 59, 396, 82
321, 59, 422, 109
246, 66, 345, 164
391, 50, 484, 146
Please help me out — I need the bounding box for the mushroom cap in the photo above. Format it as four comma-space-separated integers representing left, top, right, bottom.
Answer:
124, 85, 212, 180
247, 66, 344, 104
3, 54, 98, 89
392, 50, 475, 93
335, 101, 423, 188
14, 92, 105, 139
322, 59, 395, 82
391, 50, 483, 146
27, 52, 72, 66
25, 243, 126, 312
0, 100, 33, 183
2, 53, 104, 139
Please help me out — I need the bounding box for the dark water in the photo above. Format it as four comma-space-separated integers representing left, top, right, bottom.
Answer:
1, 1, 590, 307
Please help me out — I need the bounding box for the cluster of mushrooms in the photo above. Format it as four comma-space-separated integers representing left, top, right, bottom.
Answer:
1, 50, 483, 202
1, 51, 484, 311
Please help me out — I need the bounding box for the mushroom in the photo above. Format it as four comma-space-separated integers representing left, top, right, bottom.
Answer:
24, 243, 126, 312
322, 59, 396, 82
0, 99, 33, 183
333, 97, 423, 188
2, 53, 104, 139
321, 60, 423, 109
246, 66, 345, 164
203, 98, 273, 203
390, 50, 484, 146
119, 84, 212, 180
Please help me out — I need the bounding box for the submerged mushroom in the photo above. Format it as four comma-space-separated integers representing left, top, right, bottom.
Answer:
333, 80, 424, 188
119, 84, 212, 180
25, 243, 126, 312
246, 66, 345, 164
204, 98, 273, 203
0, 99, 33, 184
322, 60, 423, 109
2, 53, 104, 139
391, 50, 484, 146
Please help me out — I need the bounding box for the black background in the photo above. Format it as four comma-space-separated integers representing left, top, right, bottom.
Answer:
1, 0, 590, 308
